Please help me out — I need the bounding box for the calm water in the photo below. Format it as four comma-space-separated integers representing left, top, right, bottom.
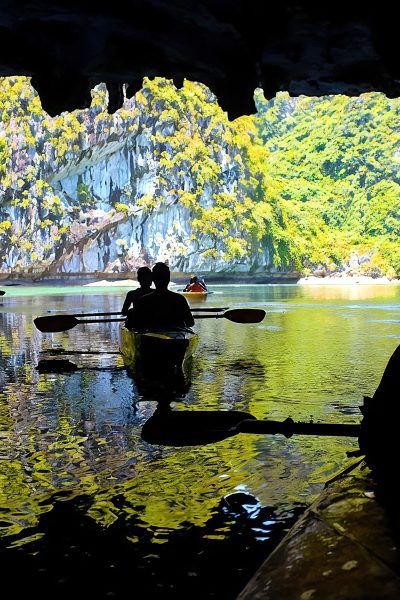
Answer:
1, 282, 400, 598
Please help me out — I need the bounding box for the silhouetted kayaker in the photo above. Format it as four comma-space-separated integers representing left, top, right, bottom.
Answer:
128, 262, 194, 331
122, 266, 152, 316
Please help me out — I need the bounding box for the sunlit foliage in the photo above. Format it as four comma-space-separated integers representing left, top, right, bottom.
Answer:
1, 76, 400, 275
255, 90, 400, 276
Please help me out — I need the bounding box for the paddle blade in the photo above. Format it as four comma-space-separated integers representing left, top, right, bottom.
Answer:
34, 315, 79, 332
141, 409, 256, 446
224, 308, 266, 323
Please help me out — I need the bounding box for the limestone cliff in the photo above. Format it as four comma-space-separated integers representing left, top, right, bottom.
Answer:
2, 76, 398, 279
0, 77, 278, 276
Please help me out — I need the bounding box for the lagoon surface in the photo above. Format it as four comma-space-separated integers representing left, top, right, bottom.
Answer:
1, 282, 400, 598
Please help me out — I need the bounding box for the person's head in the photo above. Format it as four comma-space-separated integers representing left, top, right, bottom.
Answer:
190, 275, 197, 284
152, 262, 170, 289
137, 266, 152, 288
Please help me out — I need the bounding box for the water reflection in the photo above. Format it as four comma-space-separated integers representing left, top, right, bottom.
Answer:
1, 284, 400, 597
298, 282, 400, 301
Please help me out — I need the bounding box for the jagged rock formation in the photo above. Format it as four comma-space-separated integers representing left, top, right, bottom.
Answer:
0, 77, 279, 275
2, 76, 400, 278
1, 2, 399, 120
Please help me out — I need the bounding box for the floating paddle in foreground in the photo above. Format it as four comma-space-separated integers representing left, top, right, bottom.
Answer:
141, 408, 361, 446
33, 308, 266, 333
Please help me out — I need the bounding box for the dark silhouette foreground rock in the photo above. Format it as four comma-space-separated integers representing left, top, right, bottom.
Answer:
2, 2, 400, 118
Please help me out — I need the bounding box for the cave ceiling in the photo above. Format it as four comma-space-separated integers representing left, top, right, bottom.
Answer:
0, 1, 399, 119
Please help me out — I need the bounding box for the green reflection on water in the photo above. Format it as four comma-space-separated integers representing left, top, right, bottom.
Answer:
0, 283, 400, 543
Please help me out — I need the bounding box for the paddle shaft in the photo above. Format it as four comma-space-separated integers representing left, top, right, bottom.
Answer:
192, 307, 229, 312
34, 308, 264, 332
194, 314, 227, 318
67, 311, 122, 317
48, 307, 228, 317
141, 412, 361, 447
237, 417, 360, 437
75, 317, 124, 324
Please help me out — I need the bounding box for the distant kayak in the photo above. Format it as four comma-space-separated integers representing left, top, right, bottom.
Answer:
178, 290, 213, 300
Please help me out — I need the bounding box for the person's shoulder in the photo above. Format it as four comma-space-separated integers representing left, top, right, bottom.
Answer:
167, 289, 186, 301
137, 287, 153, 298
175, 291, 191, 305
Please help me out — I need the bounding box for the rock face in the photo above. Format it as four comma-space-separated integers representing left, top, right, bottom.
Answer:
0, 3, 399, 120
0, 77, 278, 275
2, 75, 399, 279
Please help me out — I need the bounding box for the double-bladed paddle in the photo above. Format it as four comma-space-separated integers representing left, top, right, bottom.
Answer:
34, 308, 266, 332
46, 307, 228, 316
141, 409, 361, 446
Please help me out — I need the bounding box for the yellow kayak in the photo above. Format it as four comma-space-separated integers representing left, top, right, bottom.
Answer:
119, 325, 199, 373
178, 290, 209, 301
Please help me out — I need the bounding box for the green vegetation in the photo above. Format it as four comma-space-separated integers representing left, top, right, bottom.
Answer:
1, 76, 400, 276
254, 90, 400, 276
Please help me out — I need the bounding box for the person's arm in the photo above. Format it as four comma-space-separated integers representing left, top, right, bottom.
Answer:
126, 303, 144, 330
181, 296, 195, 327
121, 291, 133, 316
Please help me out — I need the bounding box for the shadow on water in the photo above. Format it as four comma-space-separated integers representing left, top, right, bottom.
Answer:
124, 353, 195, 403
36, 358, 126, 374
36, 359, 79, 372
223, 358, 266, 378
3, 286, 400, 599
0, 487, 305, 600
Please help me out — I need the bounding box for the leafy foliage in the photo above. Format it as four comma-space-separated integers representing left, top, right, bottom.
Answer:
254, 90, 400, 276
0, 76, 400, 276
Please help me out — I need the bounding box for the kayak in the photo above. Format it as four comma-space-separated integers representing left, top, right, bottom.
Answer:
178, 290, 211, 300
119, 325, 199, 374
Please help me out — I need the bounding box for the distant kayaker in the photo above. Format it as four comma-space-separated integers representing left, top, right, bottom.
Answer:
121, 266, 152, 316
183, 275, 207, 292
128, 262, 194, 331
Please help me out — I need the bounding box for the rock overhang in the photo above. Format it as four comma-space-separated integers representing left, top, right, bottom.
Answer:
1, 1, 400, 119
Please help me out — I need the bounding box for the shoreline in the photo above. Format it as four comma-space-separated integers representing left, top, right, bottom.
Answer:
1, 274, 399, 288
0, 277, 400, 291
297, 275, 400, 285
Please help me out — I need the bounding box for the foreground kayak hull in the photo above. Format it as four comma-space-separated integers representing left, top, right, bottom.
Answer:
119, 326, 199, 375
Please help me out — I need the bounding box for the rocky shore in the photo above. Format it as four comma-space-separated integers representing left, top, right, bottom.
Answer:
1, 272, 399, 288
298, 275, 399, 285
